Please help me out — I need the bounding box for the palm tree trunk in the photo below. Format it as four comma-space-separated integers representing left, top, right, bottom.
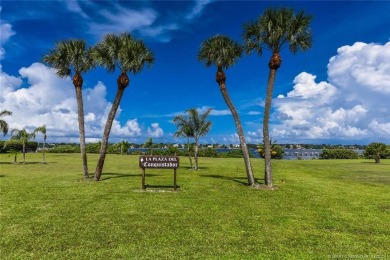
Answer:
263, 68, 277, 187
375, 153, 381, 163
22, 142, 26, 164
194, 142, 199, 170
94, 73, 129, 181
217, 69, 255, 186
43, 136, 46, 164
187, 138, 193, 168
74, 83, 89, 179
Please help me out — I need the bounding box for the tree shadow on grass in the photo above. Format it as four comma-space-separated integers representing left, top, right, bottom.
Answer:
200, 174, 263, 186
0, 162, 57, 165
0, 162, 14, 165
24, 162, 58, 165
360, 161, 380, 164
102, 172, 159, 180
144, 184, 180, 189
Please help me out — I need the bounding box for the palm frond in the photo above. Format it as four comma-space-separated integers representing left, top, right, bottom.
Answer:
198, 35, 243, 70
43, 39, 92, 77
243, 7, 312, 55
92, 33, 155, 75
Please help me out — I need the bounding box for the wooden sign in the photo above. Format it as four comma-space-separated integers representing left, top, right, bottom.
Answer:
139, 156, 180, 191
139, 156, 179, 169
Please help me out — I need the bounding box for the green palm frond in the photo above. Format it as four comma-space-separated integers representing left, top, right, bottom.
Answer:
0, 110, 12, 136
198, 35, 243, 70
173, 108, 212, 142
43, 39, 92, 77
10, 129, 36, 142
243, 7, 313, 55
92, 33, 155, 74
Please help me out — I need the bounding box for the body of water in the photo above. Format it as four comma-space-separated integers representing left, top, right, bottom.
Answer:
128, 148, 364, 160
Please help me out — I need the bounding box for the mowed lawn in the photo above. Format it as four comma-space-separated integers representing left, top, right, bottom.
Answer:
0, 153, 389, 259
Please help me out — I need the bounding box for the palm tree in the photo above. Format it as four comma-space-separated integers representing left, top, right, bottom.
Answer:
119, 140, 129, 155
198, 35, 256, 186
257, 139, 284, 160
243, 7, 312, 187
173, 115, 194, 169
364, 142, 389, 163
143, 138, 153, 155
0, 110, 12, 136
10, 129, 36, 164
92, 33, 154, 181
43, 39, 93, 178
174, 108, 212, 170
35, 125, 47, 164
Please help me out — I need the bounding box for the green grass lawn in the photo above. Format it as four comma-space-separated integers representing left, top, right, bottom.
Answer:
0, 153, 389, 259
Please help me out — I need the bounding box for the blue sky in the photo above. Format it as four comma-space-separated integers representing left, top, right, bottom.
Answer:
1, 0, 390, 145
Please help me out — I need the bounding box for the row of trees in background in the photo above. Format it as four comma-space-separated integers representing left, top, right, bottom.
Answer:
1, 139, 389, 162
0, 129, 46, 164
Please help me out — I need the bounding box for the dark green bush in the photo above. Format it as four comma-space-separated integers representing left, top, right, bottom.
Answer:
198, 147, 218, 158
218, 149, 254, 158
320, 149, 359, 159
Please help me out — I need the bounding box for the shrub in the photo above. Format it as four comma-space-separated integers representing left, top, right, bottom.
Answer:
219, 149, 254, 158
363, 142, 390, 163
198, 147, 218, 158
320, 149, 359, 159
0, 140, 38, 153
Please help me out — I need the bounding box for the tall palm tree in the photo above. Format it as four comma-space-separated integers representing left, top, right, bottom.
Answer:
43, 39, 93, 178
92, 33, 154, 181
175, 108, 212, 170
0, 110, 12, 136
198, 35, 256, 186
173, 115, 194, 169
34, 125, 47, 164
243, 7, 312, 187
10, 129, 36, 164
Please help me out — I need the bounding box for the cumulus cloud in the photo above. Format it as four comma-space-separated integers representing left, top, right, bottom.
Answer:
223, 133, 239, 144
0, 7, 16, 59
147, 123, 163, 138
0, 62, 146, 142
273, 41, 390, 143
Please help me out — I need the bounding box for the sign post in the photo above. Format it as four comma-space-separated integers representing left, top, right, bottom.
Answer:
139, 156, 180, 191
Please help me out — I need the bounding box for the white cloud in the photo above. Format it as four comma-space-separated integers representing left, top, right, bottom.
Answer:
281, 72, 337, 102
0, 7, 16, 59
272, 41, 390, 143
147, 123, 163, 138
223, 133, 239, 144
248, 111, 261, 115
89, 8, 157, 39
0, 65, 22, 102
0, 62, 147, 142
87, 1, 213, 42
64, 0, 89, 18
186, 0, 213, 20
197, 106, 230, 116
